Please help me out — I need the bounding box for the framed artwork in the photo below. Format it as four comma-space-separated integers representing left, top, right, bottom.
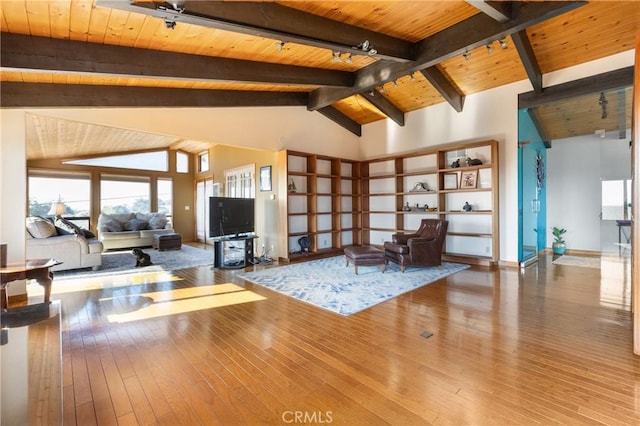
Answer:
443, 173, 458, 190
259, 165, 272, 191
460, 170, 478, 189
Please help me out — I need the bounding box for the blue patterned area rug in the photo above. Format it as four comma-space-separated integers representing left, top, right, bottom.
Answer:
237, 256, 470, 316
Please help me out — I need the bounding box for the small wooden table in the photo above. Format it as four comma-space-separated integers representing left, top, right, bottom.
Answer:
0, 259, 62, 309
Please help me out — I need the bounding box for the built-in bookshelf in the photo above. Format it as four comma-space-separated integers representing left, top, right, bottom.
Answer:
361, 139, 499, 265
277, 140, 498, 265
278, 150, 361, 262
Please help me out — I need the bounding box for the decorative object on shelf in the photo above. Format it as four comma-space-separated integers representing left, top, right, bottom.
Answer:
298, 235, 311, 253
552, 227, 566, 255
403, 202, 412, 212
410, 182, 429, 192
451, 159, 461, 168
444, 172, 458, 189
466, 157, 483, 166
460, 170, 478, 189
288, 178, 297, 193
462, 202, 473, 212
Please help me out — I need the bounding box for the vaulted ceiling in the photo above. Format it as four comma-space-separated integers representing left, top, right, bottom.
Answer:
1, 1, 638, 159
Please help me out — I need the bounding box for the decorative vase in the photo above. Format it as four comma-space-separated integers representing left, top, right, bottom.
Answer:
462, 202, 472, 212
552, 242, 566, 255
403, 202, 411, 212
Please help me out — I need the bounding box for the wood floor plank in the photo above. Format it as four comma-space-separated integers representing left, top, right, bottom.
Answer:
44, 251, 640, 425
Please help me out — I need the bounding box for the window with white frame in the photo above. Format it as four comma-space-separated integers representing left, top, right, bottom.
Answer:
225, 165, 255, 198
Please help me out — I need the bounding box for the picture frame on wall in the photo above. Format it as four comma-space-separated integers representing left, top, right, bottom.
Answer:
443, 173, 458, 190
460, 170, 478, 189
259, 165, 272, 191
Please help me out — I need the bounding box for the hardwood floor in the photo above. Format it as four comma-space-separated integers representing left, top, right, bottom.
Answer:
30, 251, 640, 425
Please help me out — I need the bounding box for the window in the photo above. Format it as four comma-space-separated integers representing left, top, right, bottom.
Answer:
176, 151, 189, 173
28, 171, 91, 218
199, 151, 209, 173
158, 178, 173, 216
64, 151, 168, 172
602, 179, 631, 220
101, 174, 150, 214
225, 165, 255, 198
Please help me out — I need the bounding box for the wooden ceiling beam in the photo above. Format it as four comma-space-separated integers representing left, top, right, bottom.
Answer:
0, 32, 352, 88
511, 30, 543, 93
0, 82, 308, 108
466, 1, 513, 23
309, 1, 586, 110
317, 107, 362, 137
527, 108, 551, 148
97, 1, 414, 62
518, 66, 634, 109
419, 66, 465, 112
360, 92, 405, 126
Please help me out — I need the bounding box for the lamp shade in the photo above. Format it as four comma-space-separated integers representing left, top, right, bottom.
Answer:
47, 202, 66, 217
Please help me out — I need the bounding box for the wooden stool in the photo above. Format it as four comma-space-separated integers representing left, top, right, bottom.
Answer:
153, 233, 182, 251
344, 246, 386, 275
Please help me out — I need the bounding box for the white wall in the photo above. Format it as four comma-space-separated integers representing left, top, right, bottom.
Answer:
547, 131, 631, 252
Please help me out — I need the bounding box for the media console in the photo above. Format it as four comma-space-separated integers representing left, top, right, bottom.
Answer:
213, 235, 258, 269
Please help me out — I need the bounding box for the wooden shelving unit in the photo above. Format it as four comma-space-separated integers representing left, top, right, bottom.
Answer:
278, 150, 361, 262
277, 140, 498, 266
361, 139, 499, 266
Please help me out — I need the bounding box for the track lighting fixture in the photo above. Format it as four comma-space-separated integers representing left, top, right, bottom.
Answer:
410, 73, 416, 81
379, 85, 385, 94
486, 43, 494, 53
392, 80, 399, 88
345, 53, 353, 64
163, 18, 176, 29
499, 38, 508, 49
275, 41, 285, 52
331, 51, 342, 63
353, 39, 377, 56
369, 89, 375, 96
462, 51, 471, 60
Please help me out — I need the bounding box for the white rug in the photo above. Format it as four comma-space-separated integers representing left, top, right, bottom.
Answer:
237, 256, 469, 316
552, 255, 601, 269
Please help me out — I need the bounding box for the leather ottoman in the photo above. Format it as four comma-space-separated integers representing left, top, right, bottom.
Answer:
344, 246, 386, 275
153, 233, 182, 251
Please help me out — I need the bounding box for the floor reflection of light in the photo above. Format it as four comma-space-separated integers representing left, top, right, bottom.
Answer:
29, 269, 184, 297
105, 283, 266, 323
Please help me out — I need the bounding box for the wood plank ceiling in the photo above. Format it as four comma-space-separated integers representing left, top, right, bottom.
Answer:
0, 1, 638, 160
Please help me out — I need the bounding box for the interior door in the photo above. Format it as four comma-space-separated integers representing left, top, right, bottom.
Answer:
196, 178, 215, 243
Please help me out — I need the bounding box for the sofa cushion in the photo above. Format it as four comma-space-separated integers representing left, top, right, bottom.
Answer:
101, 219, 124, 232
148, 214, 168, 230
55, 217, 83, 235
129, 218, 149, 231
26, 216, 57, 239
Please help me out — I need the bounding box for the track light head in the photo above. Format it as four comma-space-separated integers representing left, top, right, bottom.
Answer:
486, 43, 494, 53
275, 41, 285, 52
331, 51, 342, 63
499, 38, 508, 49
345, 53, 353, 64
163, 18, 176, 29
462, 51, 471, 60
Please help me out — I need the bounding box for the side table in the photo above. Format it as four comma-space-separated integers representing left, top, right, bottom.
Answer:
0, 259, 62, 308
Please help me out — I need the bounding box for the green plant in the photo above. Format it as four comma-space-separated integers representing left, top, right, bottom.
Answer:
552, 227, 566, 244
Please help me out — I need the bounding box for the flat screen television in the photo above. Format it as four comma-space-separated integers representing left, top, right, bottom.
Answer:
209, 197, 255, 238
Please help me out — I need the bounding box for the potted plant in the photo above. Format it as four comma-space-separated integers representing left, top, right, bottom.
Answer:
552, 227, 567, 255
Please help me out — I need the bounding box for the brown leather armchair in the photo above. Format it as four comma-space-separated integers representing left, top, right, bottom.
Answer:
384, 219, 448, 272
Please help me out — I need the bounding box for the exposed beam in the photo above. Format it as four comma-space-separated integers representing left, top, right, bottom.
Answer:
527, 107, 551, 148
466, 1, 513, 23
97, 1, 414, 62
360, 92, 405, 126
511, 30, 543, 93
0, 32, 352, 88
618, 89, 627, 139
317, 107, 362, 137
419, 66, 465, 112
518, 66, 634, 109
0, 82, 308, 108
309, 1, 586, 110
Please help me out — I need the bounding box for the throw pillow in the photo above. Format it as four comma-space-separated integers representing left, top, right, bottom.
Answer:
82, 229, 96, 239
55, 226, 73, 236
55, 217, 83, 235
26, 216, 57, 238
148, 214, 168, 230
129, 218, 149, 231
101, 219, 123, 232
